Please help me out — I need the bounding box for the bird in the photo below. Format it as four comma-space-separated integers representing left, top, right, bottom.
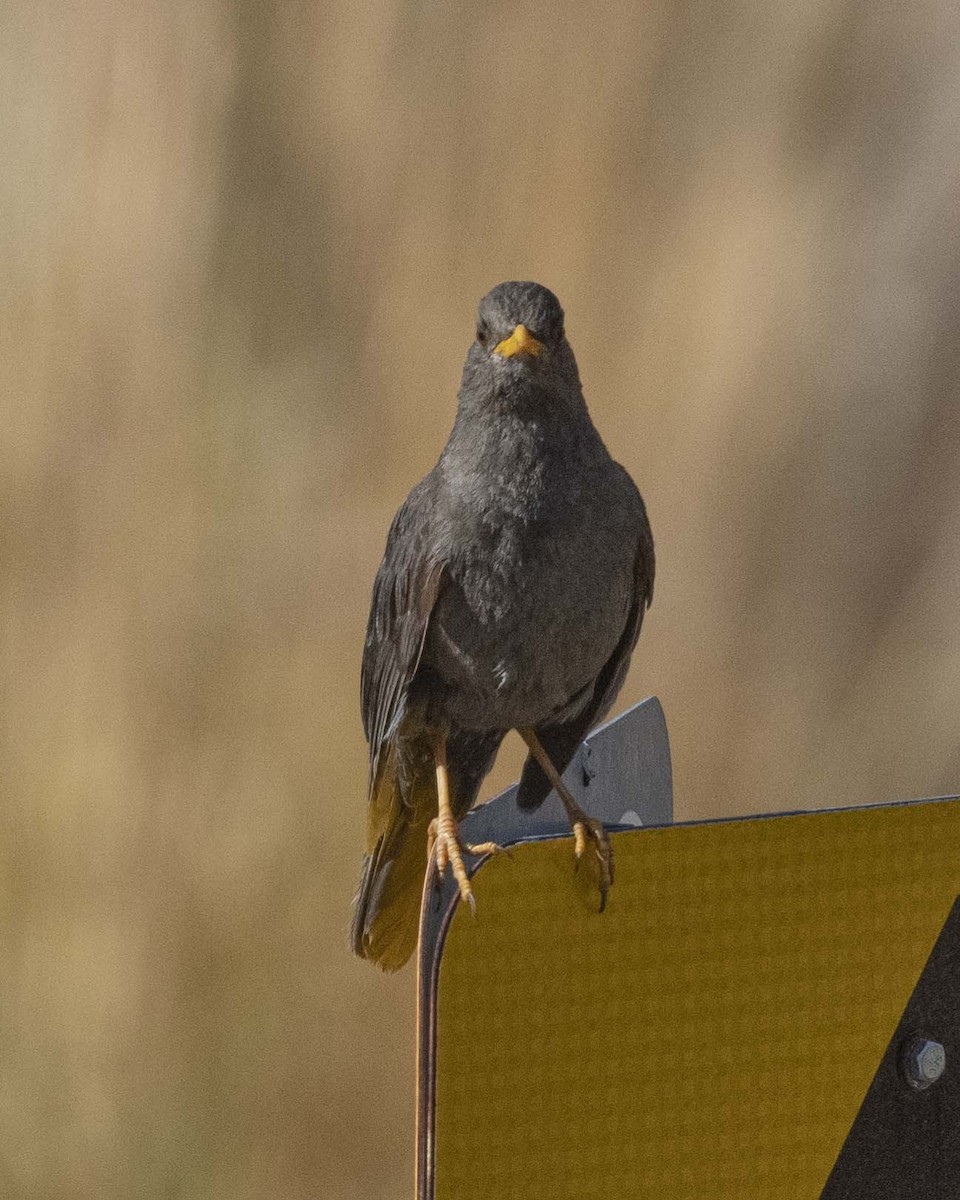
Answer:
352, 281, 654, 971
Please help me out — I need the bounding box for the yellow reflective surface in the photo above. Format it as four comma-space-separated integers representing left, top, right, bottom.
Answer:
432, 799, 960, 1198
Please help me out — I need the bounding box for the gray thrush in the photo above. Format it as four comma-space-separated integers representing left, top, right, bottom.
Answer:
352, 281, 654, 970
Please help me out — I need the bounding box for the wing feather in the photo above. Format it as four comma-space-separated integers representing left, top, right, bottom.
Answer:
517, 486, 654, 809
360, 480, 445, 788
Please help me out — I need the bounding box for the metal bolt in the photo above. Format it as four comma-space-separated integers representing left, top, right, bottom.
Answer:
903, 1037, 946, 1090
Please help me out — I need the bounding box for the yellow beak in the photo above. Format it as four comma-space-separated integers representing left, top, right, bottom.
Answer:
493, 323, 543, 358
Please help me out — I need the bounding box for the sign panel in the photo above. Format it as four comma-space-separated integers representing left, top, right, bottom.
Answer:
416, 701, 960, 1198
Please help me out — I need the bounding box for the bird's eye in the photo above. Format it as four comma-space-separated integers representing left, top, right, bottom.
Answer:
476, 325, 488, 347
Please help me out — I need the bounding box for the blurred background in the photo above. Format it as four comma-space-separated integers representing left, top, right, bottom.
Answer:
3, 1, 960, 1196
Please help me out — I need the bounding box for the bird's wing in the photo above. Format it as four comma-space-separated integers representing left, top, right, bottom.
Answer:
360, 481, 446, 788
591, 485, 655, 718
517, 485, 654, 809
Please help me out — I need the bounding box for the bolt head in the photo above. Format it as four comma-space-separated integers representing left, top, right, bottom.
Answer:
903, 1037, 946, 1090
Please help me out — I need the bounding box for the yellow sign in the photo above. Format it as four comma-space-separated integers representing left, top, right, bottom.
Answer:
421, 798, 960, 1198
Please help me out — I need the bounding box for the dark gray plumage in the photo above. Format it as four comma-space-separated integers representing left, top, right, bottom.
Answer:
353, 281, 654, 970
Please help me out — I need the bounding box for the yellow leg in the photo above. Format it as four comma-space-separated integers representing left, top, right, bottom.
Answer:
519, 728, 614, 911
428, 735, 504, 914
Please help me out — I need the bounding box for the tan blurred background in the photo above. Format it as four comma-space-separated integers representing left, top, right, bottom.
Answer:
3, 1, 960, 1196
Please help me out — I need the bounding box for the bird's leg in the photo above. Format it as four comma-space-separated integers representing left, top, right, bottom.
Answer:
518, 727, 614, 912
427, 735, 503, 914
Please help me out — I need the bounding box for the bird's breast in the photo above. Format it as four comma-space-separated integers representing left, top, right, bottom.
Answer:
421, 508, 634, 731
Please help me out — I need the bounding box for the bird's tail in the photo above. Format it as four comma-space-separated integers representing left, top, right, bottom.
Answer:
351, 748, 434, 972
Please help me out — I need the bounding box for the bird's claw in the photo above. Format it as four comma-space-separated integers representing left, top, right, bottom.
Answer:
428, 821, 506, 914
466, 840, 513, 862
571, 817, 614, 912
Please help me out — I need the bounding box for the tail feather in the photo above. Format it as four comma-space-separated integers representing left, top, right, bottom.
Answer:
352, 729, 504, 970
352, 757, 434, 972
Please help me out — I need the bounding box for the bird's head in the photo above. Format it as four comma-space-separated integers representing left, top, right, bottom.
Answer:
466, 281, 580, 397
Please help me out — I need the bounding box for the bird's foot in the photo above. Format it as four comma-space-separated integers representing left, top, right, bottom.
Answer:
427, 819, 506, 914
516, 727, 614, 912
570, 814, 614, 912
